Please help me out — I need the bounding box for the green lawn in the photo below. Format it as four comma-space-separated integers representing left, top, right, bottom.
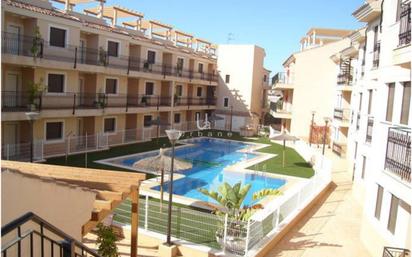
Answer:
45, 130, 314, 178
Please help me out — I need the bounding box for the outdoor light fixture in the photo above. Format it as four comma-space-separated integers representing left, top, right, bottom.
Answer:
322, 117, 331, 155
309, 111, 316, 147
165, 129, 183, 246
25, 112, 40, 163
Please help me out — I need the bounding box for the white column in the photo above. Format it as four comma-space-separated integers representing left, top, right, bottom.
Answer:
112, 9, 118, 27
64, 0, 70, 12
98, 1, 104, 18
312, 31, 316, 45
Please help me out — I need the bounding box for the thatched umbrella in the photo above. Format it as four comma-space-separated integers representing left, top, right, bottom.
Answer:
133, 148, 192, 205
270, 132, 299, 168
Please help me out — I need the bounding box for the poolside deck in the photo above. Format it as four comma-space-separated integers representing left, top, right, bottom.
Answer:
263, 147, 371, 257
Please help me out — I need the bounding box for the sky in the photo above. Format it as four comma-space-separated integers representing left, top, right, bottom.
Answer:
69, 0, 363, 75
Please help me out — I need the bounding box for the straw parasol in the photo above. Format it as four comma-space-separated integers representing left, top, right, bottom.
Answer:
133, 148, 192, 204
270, 132, 299, 168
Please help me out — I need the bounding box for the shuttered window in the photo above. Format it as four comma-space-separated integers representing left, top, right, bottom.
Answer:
48, 74, 64, 93
46, 122, 63, 140
49, 27, 66, 48
400, 82, 411, 124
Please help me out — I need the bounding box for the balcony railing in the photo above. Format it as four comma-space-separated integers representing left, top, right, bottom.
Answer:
366, 117, 374, 143
332, 142, 346, 157
373, 41, 381, 68
382, 246, 410, 257
272, 72, 293, 85
384, 127, 411, 183
333, 108, 351, 122
337, 72, 353, 85
1, 31, 218, 82
398, 2, 411, 46
1, 91, 216, 113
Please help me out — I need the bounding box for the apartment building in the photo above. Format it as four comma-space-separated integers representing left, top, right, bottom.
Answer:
215, 44, 271, 133
269, 28, 353, 140
348, 0, 411, 256
1, 0, 218, 161
329, 27, 367, 158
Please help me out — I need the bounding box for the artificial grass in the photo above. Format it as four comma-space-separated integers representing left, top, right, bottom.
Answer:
45, 130, 314, 179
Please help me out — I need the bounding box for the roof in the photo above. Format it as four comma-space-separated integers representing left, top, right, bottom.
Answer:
305, 28, 354, 37
84, 5, 144, 19
1, 161, 145, 235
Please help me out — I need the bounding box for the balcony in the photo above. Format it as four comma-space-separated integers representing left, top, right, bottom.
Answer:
384, 127, 411, 183
272, 72, 294, 89
1, 32, 218, 83
337, 59, 353, 90
1, 91, 216, 115
393, 2, 411, 68
333, 108, 351, 126
382, 247, 410, 257
332, 141, 347, 157
353, 0, 382, 22
269, 101, 292, 119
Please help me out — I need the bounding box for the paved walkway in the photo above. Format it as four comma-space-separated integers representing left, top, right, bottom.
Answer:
264, 147, 371, 257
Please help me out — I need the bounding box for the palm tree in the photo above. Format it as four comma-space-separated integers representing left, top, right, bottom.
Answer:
198, 182, 281, 221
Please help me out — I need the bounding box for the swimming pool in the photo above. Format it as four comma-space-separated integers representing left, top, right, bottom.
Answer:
100, 138, 286, 206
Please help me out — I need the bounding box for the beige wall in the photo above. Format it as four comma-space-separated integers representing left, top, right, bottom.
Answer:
1, 170, 96, 240
287, 38, 351, 140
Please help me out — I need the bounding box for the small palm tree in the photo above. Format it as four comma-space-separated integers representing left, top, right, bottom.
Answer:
198, 182, 281, 221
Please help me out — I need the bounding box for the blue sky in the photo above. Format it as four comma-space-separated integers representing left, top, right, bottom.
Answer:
70, 0, 363, 75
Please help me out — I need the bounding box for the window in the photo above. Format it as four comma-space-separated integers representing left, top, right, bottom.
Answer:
174, 113, 181, 123
143, 115, 152, 127
396, 0, 402, 21
358, 93, 363, 112
225, 75, 230, 83
48, 73, 64, 93
104, 118, 116, 133
195, 112, 201, 121
263, 75, 267, 82
367, 89, 373, 115
175, 85, 183, 96
46, 122, 63, 141
107, 41, 119, 57
196, 87, 202, 97
105, 78, 117, 94
198, 63, 204, 73
147, 50, 156, 64
223, 97, 229, 108
354, 142, 358, 159
386, 83, 395, 122
145, 82, 154, 95
49, 27, 66, 48
361, 156, 367, 179
400, 82, 411, 124
388, 194, 399, 234
374, 185, 383, 220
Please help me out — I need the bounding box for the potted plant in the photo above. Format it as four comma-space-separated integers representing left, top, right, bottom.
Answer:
141, 95, 148, 106
199, 182, 281, 253
96, 93, 106, 108
99, 47, 108, 66
174, 93, 180, 106
31, 26, 43, 60
95, 223, 119, 257
27, 79, 45, 111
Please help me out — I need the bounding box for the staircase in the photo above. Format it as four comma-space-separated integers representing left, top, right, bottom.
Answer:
383, 247, 410, 257
1, 212, 102, 257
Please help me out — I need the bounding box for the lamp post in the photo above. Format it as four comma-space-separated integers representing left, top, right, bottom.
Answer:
25, 112, 40, 162
165, 129, 183, 246
229, 105, 233, 132
322, 117, 331, 155
309, 111, 316, 147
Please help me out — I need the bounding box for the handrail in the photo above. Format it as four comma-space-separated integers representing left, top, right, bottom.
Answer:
382, 246, 410, 257
1, 212, 101, 257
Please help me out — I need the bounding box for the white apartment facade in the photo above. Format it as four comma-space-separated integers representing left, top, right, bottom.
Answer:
215, 45, 271, 133
348, 0, 411, 256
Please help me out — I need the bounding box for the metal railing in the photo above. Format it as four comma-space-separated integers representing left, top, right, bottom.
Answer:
271, 72, 293, 85
398, 2, 411, 46
2, 31, 218, 82
382, 246, 410, 257
337, 72, 353, 85
1, 212, 101, 257
333, 108, 351, 122
332, 142, 346, 157
1, 91, 216, 112
384, 127, 411, 183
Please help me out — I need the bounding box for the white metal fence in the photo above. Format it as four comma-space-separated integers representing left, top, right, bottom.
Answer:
1, 121, 211, 162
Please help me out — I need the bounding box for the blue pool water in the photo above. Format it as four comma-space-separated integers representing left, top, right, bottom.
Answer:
120, 138, 286, 206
